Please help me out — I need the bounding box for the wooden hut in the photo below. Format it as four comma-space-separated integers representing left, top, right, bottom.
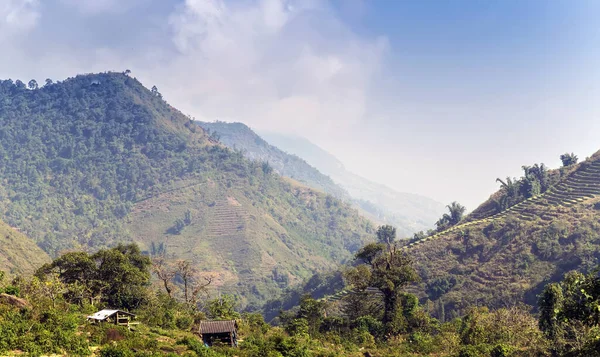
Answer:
87, 309, 138, 329
198, 320, 238, 347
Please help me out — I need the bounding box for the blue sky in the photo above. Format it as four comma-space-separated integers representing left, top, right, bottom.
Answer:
1, 0, 599, 208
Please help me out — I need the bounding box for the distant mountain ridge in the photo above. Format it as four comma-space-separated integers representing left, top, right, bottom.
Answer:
198, 121, 348, 198
259, 132, 446, 234
198, 122, 444, 235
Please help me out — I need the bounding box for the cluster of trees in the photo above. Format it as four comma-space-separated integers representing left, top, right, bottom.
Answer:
35, 244, 152, 310
492, 152, 578, 212
435, 202, 467, 231
494, 163, 553, 210
264, 226, 599, 357
539, 269, 600, 355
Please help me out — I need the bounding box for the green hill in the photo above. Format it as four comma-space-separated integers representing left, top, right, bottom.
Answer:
200, 123, 445, 235
0, 218, 50, 275
403, 151, 600, 318
0, 72, 374, 308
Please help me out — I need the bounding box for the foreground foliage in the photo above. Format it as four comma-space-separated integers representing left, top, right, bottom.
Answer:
1, 237, 599, 356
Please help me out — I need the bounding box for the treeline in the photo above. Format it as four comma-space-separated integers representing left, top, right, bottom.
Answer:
493, 153, 578, 212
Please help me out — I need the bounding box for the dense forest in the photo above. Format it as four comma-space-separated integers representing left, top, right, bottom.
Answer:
0, 73, 374, 308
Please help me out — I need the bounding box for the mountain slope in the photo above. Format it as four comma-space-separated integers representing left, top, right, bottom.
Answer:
0, 73, 374, 308
0, 218, 50, 275
197, 121, 347, 198
260, 132, 445, 234
403, 151, 600, 318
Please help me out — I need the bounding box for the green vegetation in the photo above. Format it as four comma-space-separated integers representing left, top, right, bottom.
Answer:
560, 152, 579, 167
3, 237, 598, 356
539, 269, 600, 356
403, 151, 600, 320
0, 218, 50, 276
36, 244, 151, 310
0, 72, 374, 308
198, 121, 348, 198
436, 201, 467, 231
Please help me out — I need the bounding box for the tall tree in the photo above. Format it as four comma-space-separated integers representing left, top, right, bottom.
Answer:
538, 269, 600, 355
436, 202, 466, 230
354, 225, 419, 335
37, 244, 151, 310
560, 153, 578, 167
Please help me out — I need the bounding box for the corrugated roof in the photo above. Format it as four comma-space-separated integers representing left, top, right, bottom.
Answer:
87, 309, 135, 320
199, 320, 237, 334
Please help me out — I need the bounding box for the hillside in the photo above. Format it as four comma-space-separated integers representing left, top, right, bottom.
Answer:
221, 129, 446, 235
0, 218, 50, 275
0, 73, 374, 308
403, 151, 600, 318
197, 121, 348, 198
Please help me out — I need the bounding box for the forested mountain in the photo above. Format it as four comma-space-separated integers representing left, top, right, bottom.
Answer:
0, 218, 50, 275
199, 124, 445, 235
0, 72, 374, 308
403, 150, 600, 318
197, 121, 348, 198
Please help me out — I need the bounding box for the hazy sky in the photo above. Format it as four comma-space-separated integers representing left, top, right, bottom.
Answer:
1, 0, 600, 209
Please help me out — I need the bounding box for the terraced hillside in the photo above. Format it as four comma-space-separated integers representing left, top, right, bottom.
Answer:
128, 175, 374, 309
322, 152, 600, 316
0, 218, 50, 275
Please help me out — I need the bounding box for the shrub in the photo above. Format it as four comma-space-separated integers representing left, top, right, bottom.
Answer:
99, 344, 134, 357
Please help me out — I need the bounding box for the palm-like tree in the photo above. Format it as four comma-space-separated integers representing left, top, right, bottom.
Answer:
436, 201, 466, 230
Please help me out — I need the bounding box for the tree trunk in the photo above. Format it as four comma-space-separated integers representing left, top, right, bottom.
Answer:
382, 291, 396, 329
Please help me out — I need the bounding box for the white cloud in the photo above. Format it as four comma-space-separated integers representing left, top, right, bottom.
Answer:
0, 0, 40, 36
59, 0, 146, 14
0, 0, 387, 141
157, 0, 388, 138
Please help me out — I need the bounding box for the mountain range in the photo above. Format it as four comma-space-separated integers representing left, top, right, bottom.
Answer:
198, 121, 445, 236
0, 73, 375, 308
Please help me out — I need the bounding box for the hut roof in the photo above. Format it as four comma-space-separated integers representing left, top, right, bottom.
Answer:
199, 320, 238, 334
87, 309, 135, 321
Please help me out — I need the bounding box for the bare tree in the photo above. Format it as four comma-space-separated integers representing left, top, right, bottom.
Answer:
176, 260, 212, 306
152, 257, 176, 298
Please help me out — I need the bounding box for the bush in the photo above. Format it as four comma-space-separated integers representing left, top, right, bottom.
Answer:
458, 345, 489, 357
491, 344, 514, 357
99, 344, 134, 357
408, 332, 435, 354
3, 286, 20, 296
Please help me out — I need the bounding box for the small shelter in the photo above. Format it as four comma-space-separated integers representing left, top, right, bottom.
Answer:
198, 320, 238, 347
87, 309, 137, 329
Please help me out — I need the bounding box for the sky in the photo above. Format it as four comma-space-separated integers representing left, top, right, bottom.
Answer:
1, 0, 600, 209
